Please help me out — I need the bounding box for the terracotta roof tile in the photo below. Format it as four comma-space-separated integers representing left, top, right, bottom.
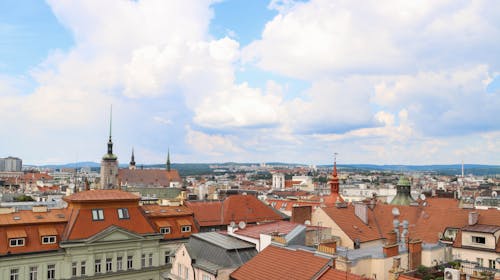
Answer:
64, 190, 140, 202
230, 245, 331, 280
186, 195, 283, 227
118, 169, 181, 187
321, 198, 500, 244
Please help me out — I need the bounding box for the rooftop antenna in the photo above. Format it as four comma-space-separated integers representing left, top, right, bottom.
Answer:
109, 104, 113, 140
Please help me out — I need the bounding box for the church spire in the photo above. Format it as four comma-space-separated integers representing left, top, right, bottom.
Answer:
107, 105, 113, 155
129, 148, 136, 169
330, 153, 339, 194
166, 148, 171, 172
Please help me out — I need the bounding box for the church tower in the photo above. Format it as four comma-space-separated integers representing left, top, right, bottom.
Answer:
129, 148, 136, 170
166, 148, 171, 172
100, 107, 119, 189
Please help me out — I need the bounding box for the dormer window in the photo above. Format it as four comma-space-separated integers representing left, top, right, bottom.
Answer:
160, 227, 171, 234
42, 236, 57, 244
9, 238, 25, 247
117, 208, 129, 219
92, 209, 104, 221
472, 236, 486, 244
181, 226, 191, 233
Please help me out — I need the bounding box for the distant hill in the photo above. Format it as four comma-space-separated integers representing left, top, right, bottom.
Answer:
26, 162, 500, 176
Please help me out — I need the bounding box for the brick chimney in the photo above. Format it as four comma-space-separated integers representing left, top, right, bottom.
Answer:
408, 239, 422, 270
383, 229, 399, 257
291, 205, 312, 224
468, 212, 479, 226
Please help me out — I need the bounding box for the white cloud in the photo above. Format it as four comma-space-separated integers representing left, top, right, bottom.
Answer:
186, 126, 243, 157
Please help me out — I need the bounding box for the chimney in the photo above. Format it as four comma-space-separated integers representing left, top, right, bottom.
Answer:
468, 212, 479, 226
408, 239, 423, 270
317, 241, 337, 255
386, 230, 398, 245
383, 243, 399, 258
354, 202, 368, 224
291, 205, 312, 224
388, 257, 404, 280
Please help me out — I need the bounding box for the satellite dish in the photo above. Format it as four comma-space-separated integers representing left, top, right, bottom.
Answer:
420, 194, 427, 201
492, 191, 497, 197
304, 220, 311, 225
230, 221, 236, 228
392, 207, 400, 217
238, 221, 246, 229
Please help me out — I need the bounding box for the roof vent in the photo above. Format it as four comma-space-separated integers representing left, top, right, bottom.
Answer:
160, 209, 167, 213
13, 216, 21, 220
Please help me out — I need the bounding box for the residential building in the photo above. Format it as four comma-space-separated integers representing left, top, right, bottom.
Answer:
0, 189, 198, 279
0, 157, 22, 172
185, 194, 284, 232
168, 232, 257, 280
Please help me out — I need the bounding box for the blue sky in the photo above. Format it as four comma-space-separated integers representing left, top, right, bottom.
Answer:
0, 0, 499, 165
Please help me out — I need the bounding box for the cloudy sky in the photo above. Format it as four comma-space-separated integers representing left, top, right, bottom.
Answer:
0, 0, 499, 165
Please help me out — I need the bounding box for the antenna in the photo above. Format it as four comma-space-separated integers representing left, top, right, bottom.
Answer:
109, 104, 113, 139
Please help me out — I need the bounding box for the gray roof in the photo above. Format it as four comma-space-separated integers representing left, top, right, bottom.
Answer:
192, 232, 256, 250
186, 232, 257, 271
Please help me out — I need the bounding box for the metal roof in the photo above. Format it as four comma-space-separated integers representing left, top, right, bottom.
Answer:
192, 232, 256, 250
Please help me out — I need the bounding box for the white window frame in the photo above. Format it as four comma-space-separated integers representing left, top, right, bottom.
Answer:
160, 227, 171, 234
81, 261, 86, 276
10, 268, 19, 280
141, 253, 146, 268
71, 262, 77, 277
181, 225, 191, 233
42, 235, 57, 244
117, 256, 123, 271
9, 238, 25, 247
127, 256, 133, 269
106, 258, 112, 272
29, 266, 38, 280
92, 209, 104, 221
148, 253, 153, 267
117, 208, 129, 219
95, 259, 101, 273
47, 264, 55, 280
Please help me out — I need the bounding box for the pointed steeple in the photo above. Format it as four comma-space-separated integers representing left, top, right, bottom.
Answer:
129, 148, 136, 169
102, 105, 117, 160
330, 153, 339, 194
166, 148, 171, 172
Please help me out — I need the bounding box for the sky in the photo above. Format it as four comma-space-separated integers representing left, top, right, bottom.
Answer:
0, 0, 499, 166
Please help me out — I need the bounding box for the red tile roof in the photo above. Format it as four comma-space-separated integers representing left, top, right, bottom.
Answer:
186, 195, 284, 227
118, 169, 181, 187
62, 206, 156, 240
230, 245, 331, 280
321, 198, 500, 244
0, 209, 68, 256
63, 190, 140, 203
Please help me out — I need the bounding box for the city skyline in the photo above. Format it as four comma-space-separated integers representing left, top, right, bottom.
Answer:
1, 0, 499, 165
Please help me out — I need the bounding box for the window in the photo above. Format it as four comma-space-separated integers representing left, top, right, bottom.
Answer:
29, 266, 38, 280
47, 264, 55, 280
106, 258, 112, 272
127, 256, 133, 269
141, 253, 146, 268
9, 238, 25, 247
202, 274, 211, 280
95, 259, 101, 273
117, 208, 129, 219
42, 235, 57, 244
92, 209, 104, 221
489, 259, 496, 269
81, 261, 86, 276
117, 256, 123, 271
477, 258, 484, 267
185, 267, 189, 279
72, 262, 77, 277
148, 253, 153, 267
10, 268, 19, 280
181, 225, 191, 233
164, 251, 171, 264
160, 227, 171, 234
472, 236, 486, 244
178, 264, 182, 276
